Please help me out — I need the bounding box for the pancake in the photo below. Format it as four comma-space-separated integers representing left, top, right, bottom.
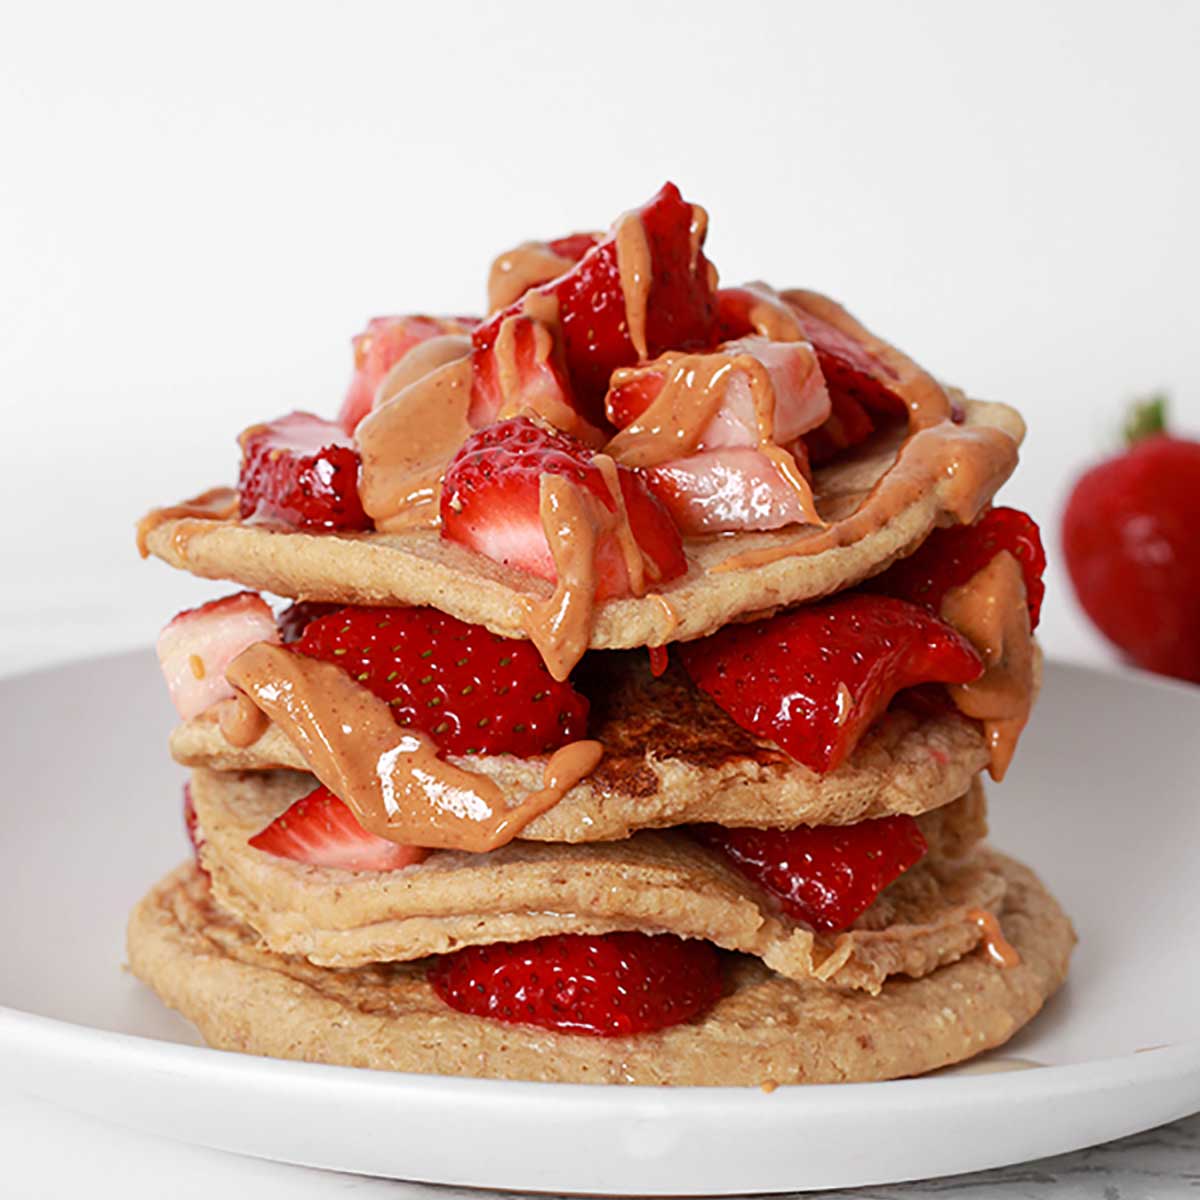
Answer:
126, 852, 1074, 1085
191, 767, 993, 993
173, 654, 990, 838
139, 399, 1023, 650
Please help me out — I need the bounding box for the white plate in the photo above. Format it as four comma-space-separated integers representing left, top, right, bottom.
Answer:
1, 651, 1198, 1195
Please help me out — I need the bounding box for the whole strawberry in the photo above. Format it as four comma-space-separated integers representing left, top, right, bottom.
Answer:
1063, 397, 1200, 682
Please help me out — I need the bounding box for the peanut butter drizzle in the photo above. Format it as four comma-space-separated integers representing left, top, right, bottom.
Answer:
356, 356, 475, 532
135, 486, 238, 559
614, 210, 652, 360
940, 552, 1036, 781
593, 452, 652, 594
711, 420, 1018, 573
487, 242, 577, 313
519, 474, 599, 682
649, 592, 680, 635
226, 643, 601, 853
967, 907, 1022, 968
375, 334, 473, 410
217, 693, 270, 748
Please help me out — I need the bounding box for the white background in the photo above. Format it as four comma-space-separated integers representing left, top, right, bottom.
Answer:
2, 1, 1198, 1193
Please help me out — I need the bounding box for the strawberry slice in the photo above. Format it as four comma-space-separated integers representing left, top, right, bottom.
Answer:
475, 183, 718, 424
339, 314, 476, 433
295, 604, 589, 757
869, 507, 1047, 629
679, 594, 984, 774
275, 600, 342, 644
249, 783, 428, 871
440, 416, 686, 600
427, 931, 722, 1037
182, 783, 208, 878
695, 815, 928, 933
157, 591, 279, 719
238, 411, 372, 531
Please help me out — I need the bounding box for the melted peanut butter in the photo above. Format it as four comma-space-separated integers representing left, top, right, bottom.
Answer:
487, 242, 577, 313
967, 907, 1022, 968
375, 334, 473, 410
614, 210, 653, 360
648, 591, 680, 634
940, 552, 1036, 781
712, 420, 1018, 573
593, 452, 651, 594
356, 356, 475, 532
135, 487, 238, 559
217, 693, 270, 748
226, 643, 600, 852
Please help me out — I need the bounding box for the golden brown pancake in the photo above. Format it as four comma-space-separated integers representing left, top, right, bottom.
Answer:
191, 767, 992, 993
139, 399, 1023, 649
126, 853, 1074, 1085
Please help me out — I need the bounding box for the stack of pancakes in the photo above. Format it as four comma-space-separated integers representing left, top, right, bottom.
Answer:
128, 397, 1074, 1086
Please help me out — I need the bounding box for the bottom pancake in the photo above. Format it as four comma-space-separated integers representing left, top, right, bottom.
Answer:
126, 855, 1074, 1086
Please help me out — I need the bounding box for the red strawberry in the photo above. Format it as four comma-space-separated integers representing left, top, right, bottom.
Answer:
695, 815, 928, 933
476, 183, 718, 424
249, 783, 428, 871
339, 314, 476, 433
182, 783, 208, 877
427, 931, 722, 1037
869, 507, 1046, 628
440, 417, 687, 599
238, 411, 371, 532
1063, 397, 1200, 681
679, 594, 983, 774
295, 604, 589, 757
276, 600, 342, 644
157, 591, 279, 718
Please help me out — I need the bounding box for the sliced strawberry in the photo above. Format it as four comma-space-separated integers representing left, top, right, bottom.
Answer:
339, 314, 476, 433
276, 600, 342, 644
182, 783, 208, 877
427, 931, 722, 1037
157, 591, 279, 719
476, 183, 718, 424
440, 417, 686, 599
295, 604, 589, 757
238, 411, 371, 531
486, 233, 601, 312
695, 815, 928, 933
249, 783, 428, 871
679, 594, 983, 774
869, 507, 1046, 629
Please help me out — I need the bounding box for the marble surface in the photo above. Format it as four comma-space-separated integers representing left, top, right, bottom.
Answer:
2, 1088, 1197, 1198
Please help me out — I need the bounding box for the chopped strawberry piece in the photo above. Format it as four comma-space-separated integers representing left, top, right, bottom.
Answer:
803, 390, 878, 466
870, 507, 1046, 629
695, 815, 928, 933
182, 783, 208, 877
157, 591, 279, 719
440, 417, 686, 599
476, 183, 718, 424
275, 600, 342, 644
249, 783, 428, 871
295, 604, 589, 757
428, 931, 722, 1037
238, 411, 371, 532
547, 232, 602, 262
339, 315, 476, 433
679, 594, 983, 774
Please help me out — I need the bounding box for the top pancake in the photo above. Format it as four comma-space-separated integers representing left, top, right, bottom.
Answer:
140, 398, 1024, 648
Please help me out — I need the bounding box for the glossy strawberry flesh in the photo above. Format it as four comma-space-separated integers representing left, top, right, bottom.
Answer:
440, 417, 686, 599
870, 507, 1046, 629
695, 815, 928, 933
427, 931, 722, 1037
295, 604, 589, 757
238, 411, 371, 531
249, 783, 428, 872
475, 183, 717, 425
679, 594, 983, 774
340, 314, 476, 433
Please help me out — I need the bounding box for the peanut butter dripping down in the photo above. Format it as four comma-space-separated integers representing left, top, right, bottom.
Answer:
226, 643, 602, 853
713, 420, 1018, 572
967, 907, 1021, 968
487, 243, 577, 313
217, 693, 270, 748
135, 487, 238, 559
614, 210, 652, 360
604, 351, 822, 524
940, 551, 1037, 781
